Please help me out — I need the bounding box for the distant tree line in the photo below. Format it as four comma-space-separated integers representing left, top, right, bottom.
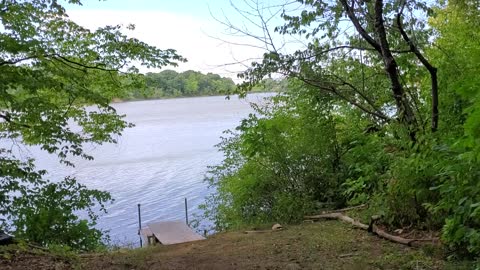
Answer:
122, 70, 286, 100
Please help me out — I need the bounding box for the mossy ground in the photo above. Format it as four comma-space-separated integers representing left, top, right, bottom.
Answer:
1, 221, 475, 269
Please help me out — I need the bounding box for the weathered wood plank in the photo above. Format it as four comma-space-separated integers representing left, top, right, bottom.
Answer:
147, 220, 205, 245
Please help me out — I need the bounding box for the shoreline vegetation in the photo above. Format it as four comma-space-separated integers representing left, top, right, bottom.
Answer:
110, 90, 276, 104
113, 69, 286, 103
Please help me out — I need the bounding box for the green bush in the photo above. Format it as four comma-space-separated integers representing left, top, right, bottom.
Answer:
202, 87, 349, 229
430, 156, 480, 258
10, 177, 112, 251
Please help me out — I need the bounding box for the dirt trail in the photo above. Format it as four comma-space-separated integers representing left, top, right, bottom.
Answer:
1, 221, 468, 269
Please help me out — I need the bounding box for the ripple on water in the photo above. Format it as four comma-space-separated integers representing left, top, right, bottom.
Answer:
14, 94, 270, 245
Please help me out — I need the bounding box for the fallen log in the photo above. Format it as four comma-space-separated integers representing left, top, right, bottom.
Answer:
371, 224, 414, 245
304, 213, 369, 230
304, 212, 439, 247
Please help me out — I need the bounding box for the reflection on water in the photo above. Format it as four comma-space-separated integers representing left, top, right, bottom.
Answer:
27, 94, 268, 245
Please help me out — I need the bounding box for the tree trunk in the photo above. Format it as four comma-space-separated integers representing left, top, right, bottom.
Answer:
374, 0, 417, 138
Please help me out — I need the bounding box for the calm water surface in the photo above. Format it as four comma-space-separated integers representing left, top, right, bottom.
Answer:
30, 94, 267, 245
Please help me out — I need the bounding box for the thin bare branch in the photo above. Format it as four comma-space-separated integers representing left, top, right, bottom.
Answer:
396, 7, 438, 132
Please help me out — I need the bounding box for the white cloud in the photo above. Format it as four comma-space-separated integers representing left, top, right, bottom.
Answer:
67, 10, 265, 80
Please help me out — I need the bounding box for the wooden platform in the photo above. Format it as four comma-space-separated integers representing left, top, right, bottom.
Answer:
141, 220, 205, 245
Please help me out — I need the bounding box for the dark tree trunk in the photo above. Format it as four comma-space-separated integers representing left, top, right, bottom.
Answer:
397, 14, 439, 132
374, 0, 417, 138
341, 0, 418, 139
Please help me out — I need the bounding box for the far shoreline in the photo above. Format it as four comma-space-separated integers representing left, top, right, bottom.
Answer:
110, 91, 277, 104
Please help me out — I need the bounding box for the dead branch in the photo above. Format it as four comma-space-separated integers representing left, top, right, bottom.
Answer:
370, 224, 415, 245
304, 212, 440, 247
338, 253, 360, 258
304, 212, 369, 230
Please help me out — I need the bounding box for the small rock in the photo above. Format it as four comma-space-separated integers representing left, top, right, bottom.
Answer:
272, 223, 283, 231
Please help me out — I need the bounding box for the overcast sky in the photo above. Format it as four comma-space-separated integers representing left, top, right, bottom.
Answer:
65, 0, 296, 79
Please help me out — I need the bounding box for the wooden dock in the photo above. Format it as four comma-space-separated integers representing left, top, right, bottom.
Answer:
140, 220, 205, 245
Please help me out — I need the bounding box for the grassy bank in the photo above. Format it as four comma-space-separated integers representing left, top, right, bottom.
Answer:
2, 221, 474, 270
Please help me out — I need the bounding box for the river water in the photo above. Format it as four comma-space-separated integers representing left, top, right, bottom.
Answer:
28, 94, 267, 245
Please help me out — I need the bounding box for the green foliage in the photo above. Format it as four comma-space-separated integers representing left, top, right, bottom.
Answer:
0, 0, 182, 250
204, 0, 480, 261
381, 138, 444, 228
426, 0, 480, 257
203, 84, 353, 230
237, 0, 435, 132
127, 70, 236, 99
433, 159, 480, 257
250, 78, 288, 94
124, 71, 287, 100
11, 177, 112, 251
340, 129, 390, 206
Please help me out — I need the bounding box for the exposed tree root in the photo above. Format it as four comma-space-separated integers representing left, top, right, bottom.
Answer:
304, 212, 440, 247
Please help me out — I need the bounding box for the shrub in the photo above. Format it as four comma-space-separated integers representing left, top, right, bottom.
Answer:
10, 177, 112, 251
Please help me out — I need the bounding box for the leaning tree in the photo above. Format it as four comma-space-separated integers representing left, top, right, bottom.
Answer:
223, 0, 439, 139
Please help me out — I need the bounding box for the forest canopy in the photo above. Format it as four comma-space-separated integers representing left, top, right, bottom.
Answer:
144, 70, 236, 98
121, 70, 286, 100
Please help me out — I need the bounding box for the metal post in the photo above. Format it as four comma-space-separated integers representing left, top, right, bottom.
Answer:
137, 203, 143, 247
184, 198, 189, 226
